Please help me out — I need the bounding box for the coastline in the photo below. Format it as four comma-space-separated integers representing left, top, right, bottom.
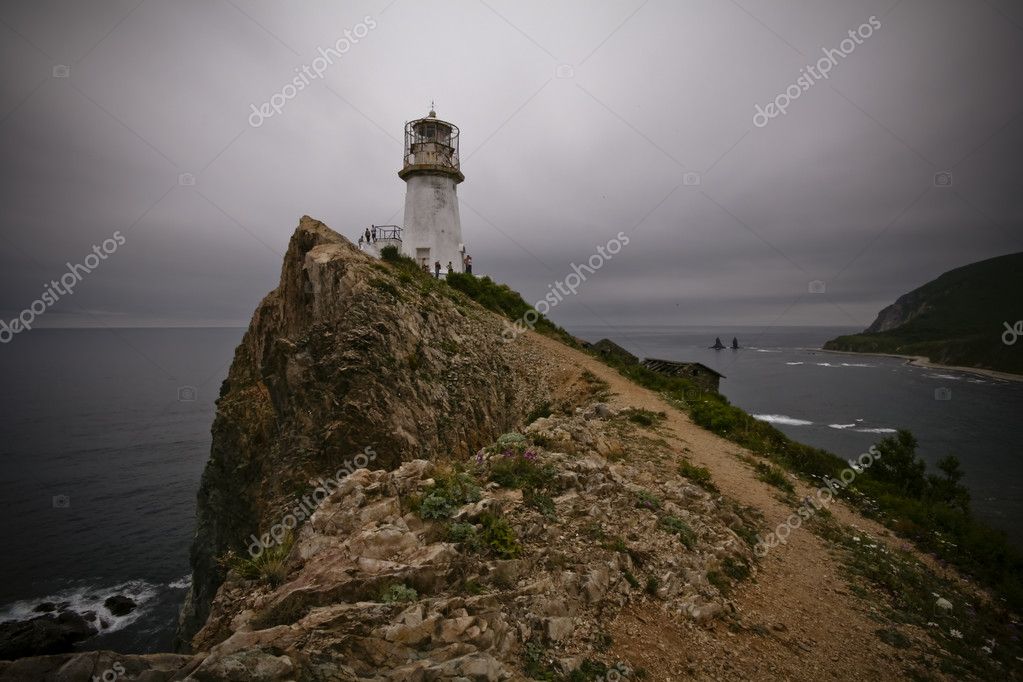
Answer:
816, 347, 1023, 383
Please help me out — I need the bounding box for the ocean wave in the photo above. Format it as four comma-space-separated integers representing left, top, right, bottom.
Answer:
840, 362, 873, 368
0, 579, 160, 634
855, 427, 897, 434
926, 373, 962, 380
785, 362, 804, 366
828, 423, 857, 429
168, 575, 191, 590
753, 414, 813, 426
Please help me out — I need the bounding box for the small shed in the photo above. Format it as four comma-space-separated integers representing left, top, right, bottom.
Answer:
641, 358, 725, 392
590, 339, 639, 366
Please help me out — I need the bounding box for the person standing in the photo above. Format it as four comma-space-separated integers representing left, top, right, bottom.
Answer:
371, 225, 377, 242
434, 261, 441, 279
364, 227, 371, 243
446, 261, 453, 276
464, 254, 473, 275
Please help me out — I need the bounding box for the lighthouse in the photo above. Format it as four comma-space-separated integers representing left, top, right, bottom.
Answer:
398, 107, 465, 273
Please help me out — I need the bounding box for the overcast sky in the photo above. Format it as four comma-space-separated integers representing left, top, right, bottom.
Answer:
1, 0, 1021, 333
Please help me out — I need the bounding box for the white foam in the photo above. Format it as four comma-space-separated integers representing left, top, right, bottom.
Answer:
855, 427, 897, 434
829, 423, 857, 429
926, 373, 962, 380
168, 575, 191, 590
0, 580, 159, 635
840, 363, 873, 368
785, 362, 804, 366
753, 414, 813, 426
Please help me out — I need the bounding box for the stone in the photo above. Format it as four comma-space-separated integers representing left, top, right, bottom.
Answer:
104, 594, 137, 616
0, 612, 97, 660
545, 616, 575, 643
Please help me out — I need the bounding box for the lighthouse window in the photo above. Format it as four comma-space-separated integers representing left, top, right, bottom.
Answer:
422, 124, 436, 140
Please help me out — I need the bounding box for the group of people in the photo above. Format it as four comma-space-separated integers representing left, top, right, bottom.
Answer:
354, 226, 473, 277
420, 253, 473, 278
357, 226, 377, 247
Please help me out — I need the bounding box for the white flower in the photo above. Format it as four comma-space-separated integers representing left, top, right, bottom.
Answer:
935, 597, 953, 611
982, 646, 993, 655
927, 622, 939, 627
853, 536, 861, 542
950, 629, 963, 639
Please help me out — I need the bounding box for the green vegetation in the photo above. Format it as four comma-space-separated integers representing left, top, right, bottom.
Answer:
442, 269, 1023, 613
444, 272, 578, 346
634, 489, 661, 511
754, 462, 795, 495
478, 512, 521, 559
659, 515, 697, 549
587, 348, 1023, 610
812, 515, 1022, 679
622, 408, 664, 427
677, 459, 717, 493
824, 252, 1023, 374
447, 521, 480, 549
415, 468, 482, 520
525, 401, 553, 423
380, 583, 418, 603
230, 533, 294, 587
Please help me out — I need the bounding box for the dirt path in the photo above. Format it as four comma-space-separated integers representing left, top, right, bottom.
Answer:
525, 331, 952, 680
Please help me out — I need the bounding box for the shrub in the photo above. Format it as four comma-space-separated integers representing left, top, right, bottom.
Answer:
659, 515, 697, 549
416, 468, 482, 520
479, 512, 521, 558
754, 462, 795, 495
635, 490, 661, 511
231, 533, 295, 587
380, 583, 418, 603
678, 459, 717, 493
447, 521, 480, 549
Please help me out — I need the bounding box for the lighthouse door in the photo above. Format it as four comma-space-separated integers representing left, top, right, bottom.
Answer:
416, 247, 430, 268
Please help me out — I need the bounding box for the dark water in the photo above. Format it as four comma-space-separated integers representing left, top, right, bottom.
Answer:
569, 324, 1023, 546
0, 328, 243, 653
1, 325, 1020, 654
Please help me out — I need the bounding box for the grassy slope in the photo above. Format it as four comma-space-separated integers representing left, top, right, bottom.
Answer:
405, 263, 1023, 613
824, 252, 1023, 374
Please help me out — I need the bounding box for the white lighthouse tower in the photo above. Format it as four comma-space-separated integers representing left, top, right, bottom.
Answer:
399, 107, 465, 273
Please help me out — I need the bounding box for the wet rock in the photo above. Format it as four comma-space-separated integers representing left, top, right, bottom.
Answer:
104, 595, 137, 617
0, 611, 97, 660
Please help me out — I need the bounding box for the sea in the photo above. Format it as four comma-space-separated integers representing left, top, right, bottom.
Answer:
0, 326, 1020, 653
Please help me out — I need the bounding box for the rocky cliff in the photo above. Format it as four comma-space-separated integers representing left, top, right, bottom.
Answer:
176, 217, 557, 648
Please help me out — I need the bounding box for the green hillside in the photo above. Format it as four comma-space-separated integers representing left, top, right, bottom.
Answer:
824, 252, 1023, 375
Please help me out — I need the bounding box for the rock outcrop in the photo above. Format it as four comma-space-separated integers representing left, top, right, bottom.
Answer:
177, 217, 556, 648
